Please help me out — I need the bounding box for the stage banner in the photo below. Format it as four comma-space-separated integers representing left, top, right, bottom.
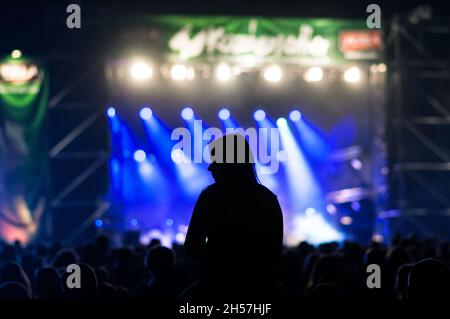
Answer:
0, 54, 49, 243
143, 16, 382, 65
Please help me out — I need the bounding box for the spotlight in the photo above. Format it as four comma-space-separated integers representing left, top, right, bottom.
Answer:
133, 149, 146, 162
253, 109, 266, 122
181, 107, 194, 120
289, 110, 302, 122
94, 219, 103, 228
304, 67, 323, 82
351, 158, 363, 170
344, 66, 361, 83
107, 107, 116, 118
276, 117, 288, 127
340, 216, 353, 225
216, 63, 232, 82
218, 108, 230, 120
263, 65, 282, 82
372, 233, 384, 243
129, 60, 153, 81
11, 49, 22, 59
326, 204, 337, 215
171, 64, 189, 81
139, 161, 154, 177
165, 218, 174, 227
377, 63, 387, 73
370, 64, 378, 73
171, 149, 184, 164
175, 233, 186, 244
139, 107, 153, 120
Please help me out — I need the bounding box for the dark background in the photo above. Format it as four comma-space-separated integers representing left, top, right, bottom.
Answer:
2, 0, 449, 58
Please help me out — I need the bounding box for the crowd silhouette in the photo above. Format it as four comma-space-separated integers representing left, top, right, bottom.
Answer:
0, 234, 449, 300
0, 134, 449, 300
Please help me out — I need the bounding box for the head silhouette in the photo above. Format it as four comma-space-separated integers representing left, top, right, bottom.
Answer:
0, 282, 31, 299
0, 261, 31, 294
207, 134, 257, 185
35, 266, 63, 299
407, 258, 450, 299
62, 263, 98, 298
145, 246, 175, 279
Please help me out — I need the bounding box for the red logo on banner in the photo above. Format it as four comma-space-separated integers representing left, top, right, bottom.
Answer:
339, 30, 382, 52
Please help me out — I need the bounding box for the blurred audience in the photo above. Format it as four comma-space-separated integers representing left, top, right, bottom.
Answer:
0, 234, 448, 300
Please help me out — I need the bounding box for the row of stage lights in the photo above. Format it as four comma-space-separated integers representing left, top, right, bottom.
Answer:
107, 105, 368, 174
126, 59, 387, 84
107, 106, 304, 166
107, 105, 304, 125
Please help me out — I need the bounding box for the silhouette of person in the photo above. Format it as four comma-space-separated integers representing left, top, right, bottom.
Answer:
407, 258, 450, 300
184, 134, 283, 300
137, 245, 178, 300
35, 266, 63, 299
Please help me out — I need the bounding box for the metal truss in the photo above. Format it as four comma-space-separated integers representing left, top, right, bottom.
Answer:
44, 64, 110, 243
384, 16, 450, 239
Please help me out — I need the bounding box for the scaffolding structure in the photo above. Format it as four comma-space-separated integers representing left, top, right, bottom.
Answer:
40, 11, 113, 244
384, 16, 450, 240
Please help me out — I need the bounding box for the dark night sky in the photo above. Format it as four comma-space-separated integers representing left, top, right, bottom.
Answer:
3, 0, 449, 22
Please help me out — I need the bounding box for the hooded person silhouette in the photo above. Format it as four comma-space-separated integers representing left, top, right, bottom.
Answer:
184, 134, 283, 300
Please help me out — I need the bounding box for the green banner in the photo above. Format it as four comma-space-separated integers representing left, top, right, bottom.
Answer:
143, 16, 382, 65
0, 54, 48, 243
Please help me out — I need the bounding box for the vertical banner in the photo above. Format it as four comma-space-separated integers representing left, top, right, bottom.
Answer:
0, 54, 48, 243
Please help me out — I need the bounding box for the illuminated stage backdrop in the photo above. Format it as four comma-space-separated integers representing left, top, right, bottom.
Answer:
104, 16, 385, 246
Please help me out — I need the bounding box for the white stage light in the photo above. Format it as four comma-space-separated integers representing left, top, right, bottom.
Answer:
130, 60, 153, 81
253, 109, 266, 122
351, 158, 363, 170
344, 66, 361, 83
175, 233, 186, 244
218, 108, 230, 121
216, 63, 232, 82
171, 149, 184, 164
276, 117, 287, 127
171, 64, 189, 81
139, 161, 154, 177
304, 67, 323, 83
133, 150, 147, 162
377, 63, 387, 73
181, 107, 194, 120
326, 204, 337, 215
139, 107, 153, 120
263, 65, 282, 83
289, 110, 302, 122
107, 107, 116, 118
11, 50, 22, 59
